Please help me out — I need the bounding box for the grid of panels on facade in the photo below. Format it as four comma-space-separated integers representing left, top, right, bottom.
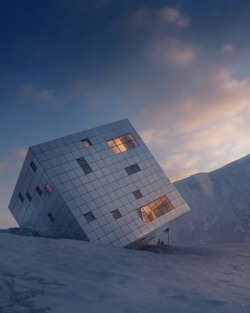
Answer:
9, 119, 188, 247
9, 150, 77, 240
32, 121, 177, 246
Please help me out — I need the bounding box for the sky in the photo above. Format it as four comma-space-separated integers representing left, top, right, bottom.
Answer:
1, 0, 250, 228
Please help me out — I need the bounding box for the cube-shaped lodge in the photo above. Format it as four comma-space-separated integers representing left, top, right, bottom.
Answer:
8, 119, 190, 248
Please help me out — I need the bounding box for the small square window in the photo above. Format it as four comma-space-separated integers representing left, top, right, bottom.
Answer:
133, 189, 143, 199
48, 212, 55, 223
30, 161, 37, 172
81, 138, 92, 148
26, 191, 32, 201
45, 184, 53, 194
36, 185, 42, 196
18, 193, 24, 202
111, 209, 122, 220
84, 211, 96, 223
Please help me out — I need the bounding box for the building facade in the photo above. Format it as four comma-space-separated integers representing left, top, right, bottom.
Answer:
9, 119, 190, 248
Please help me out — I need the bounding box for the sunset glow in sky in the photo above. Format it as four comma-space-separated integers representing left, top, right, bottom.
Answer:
1, 0, 250, 228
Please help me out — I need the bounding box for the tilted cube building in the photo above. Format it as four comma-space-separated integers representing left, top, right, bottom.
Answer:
9, 119, 190, 248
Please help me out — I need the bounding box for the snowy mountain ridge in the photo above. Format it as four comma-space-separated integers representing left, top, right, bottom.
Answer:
171, 153, 250, 246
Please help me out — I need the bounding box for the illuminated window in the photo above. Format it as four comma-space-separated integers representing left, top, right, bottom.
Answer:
30, 161, 37, 172
45, 184, 52, 194
36, 185, 42, 196
76, 157, 92, 174
107, 133, 139, 154
84, 211, 96, 223
48, 212, 55, 223
133, 189, 143, 199
81, 138, 92, 148
125, 164, 141, 175
137, 196, 174, 224
111, 209, 122, 220
18, 193, 24, 202
26, 191, 32, 202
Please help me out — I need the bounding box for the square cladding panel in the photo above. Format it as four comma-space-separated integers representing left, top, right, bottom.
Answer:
8, 119, 190, 248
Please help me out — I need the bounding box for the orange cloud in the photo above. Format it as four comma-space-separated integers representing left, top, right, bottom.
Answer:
177, 69, 250, 132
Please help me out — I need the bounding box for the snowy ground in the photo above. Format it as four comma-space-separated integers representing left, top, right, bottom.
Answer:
0, 232, 250, 313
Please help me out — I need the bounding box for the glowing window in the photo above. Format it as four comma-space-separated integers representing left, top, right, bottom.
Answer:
137, 195, 174, 224
81, 138, 92, 148
107, 133, 139, 154
45, 184, 53, 194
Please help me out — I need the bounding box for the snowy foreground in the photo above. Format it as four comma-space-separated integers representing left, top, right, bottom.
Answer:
0, 233, 250, 313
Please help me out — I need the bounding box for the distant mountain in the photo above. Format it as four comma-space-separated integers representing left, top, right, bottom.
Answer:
170, 154, 250, 246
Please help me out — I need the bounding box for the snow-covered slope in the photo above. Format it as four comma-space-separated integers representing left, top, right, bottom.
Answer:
0, 232, 250, 313
171, 154, 250, 246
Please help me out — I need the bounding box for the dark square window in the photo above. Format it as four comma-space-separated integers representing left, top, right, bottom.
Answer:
111, 209, 122, 220
81, 138, 92, 148
84, 211, 96, 223
18, 193, 24, 202
125, 164, 141, 175
133, 189, 143, 199
30, 161, 37, 172
48, 212, 55, 223
26, 191, 32, 201
76, 157, 93, 174
36, 185, 42, 196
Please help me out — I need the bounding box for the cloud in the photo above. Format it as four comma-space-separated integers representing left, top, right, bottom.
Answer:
140, 128, 171, 147
19, 82, 57, 104
0, 162, 7, 172
177, 69, 250, 132
14, 149, 27, 158
160, 153, 200, 181
160, 7, 189, 27
222, 44, 235, 54
122, 6, 189, 31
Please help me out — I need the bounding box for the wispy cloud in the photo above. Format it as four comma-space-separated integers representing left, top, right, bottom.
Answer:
19, 82, 57, 104
0, 162, 7, 172
222, 44, 235, 54
153, 37, 197, 66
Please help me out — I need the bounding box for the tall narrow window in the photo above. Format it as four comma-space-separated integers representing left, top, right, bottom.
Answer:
36, 185, 42, 196
18, 193, 24, 202
107, 133, 139, 154
26, 191, 32, 202
76, 157, 93, 174
137, 195, 174, 224
84, 211, 96, 223
81, 138, 92, 148
30, 161, 37, 172
125, 164, 141, 175
48, 212, 55, 223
